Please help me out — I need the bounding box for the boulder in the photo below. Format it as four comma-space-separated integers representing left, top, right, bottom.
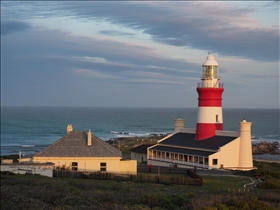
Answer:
252, 141, 280, 154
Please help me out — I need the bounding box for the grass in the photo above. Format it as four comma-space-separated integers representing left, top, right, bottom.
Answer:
1, 173, 280, 210
1, 153, 280, 209
111, 136, 161, 154
202, 175, 251, 190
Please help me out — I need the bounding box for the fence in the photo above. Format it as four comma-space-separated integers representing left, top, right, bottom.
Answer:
53, 169, 203, 186
137, 165, 192, 174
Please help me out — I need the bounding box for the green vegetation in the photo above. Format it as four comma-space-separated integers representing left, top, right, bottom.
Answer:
1, 149, 280, 209
109, 136, 162, 156
202, 175, 250, 190
1, 167, 280, 210
233, 161, 280, 190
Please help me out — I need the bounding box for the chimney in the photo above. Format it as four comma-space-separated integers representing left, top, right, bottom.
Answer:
87, 130, 92, 146
238, 119, 253, 169
67, 124, 73, 134
174, 116, 185, 133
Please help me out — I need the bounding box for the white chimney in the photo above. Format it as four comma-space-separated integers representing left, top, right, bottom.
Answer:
174, 117, 185, 133
87, 130, 92, 146
67, 124, 73, 134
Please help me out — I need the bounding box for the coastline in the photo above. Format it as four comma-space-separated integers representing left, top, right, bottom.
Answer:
253, 154, 280, 163
1, 135, 279, 163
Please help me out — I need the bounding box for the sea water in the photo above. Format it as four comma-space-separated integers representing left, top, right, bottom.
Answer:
1, 107, 279, 156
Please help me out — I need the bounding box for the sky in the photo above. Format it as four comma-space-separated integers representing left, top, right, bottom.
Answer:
1, 1, 279, 109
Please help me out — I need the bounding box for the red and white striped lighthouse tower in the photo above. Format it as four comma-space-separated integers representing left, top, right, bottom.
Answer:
195, 54, 224, 140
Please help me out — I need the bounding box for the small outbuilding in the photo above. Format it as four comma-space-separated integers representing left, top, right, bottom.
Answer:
33, 125, 137, 174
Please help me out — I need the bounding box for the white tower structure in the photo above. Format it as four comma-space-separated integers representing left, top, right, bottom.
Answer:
238, 119, 254, 169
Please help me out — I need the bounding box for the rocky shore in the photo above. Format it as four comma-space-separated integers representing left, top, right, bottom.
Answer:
252, 141, 280, 155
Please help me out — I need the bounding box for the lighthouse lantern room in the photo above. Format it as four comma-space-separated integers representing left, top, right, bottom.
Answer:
201, 54, 220, 88
196, 54, 224, 140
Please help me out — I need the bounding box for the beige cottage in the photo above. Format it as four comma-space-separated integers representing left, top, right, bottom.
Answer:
148, 119, 256, 171
33, 125, 137, 174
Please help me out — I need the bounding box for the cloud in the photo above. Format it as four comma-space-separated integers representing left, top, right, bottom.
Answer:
128, 78, 184, 85
98, 30, 135, 37
75, 56, 109, 64
2, 2, 277, 61
21, 1, 274, 62
1, 20, 31, 35
74, 69, 119, 79
1, 28, 200, 88
1, 2, 278, 108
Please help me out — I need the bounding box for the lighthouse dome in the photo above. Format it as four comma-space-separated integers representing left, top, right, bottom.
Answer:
202, 55, 219, 66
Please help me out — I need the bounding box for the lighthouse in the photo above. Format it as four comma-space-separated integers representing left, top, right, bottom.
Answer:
195, 54, 224, 140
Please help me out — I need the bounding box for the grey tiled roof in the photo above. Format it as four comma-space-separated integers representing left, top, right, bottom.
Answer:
34, 131, 122, 157
148, 133, 237, 158
130, 144, 153, 154
158, 133, 237, 151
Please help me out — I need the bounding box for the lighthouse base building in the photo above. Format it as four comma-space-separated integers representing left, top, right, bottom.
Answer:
147, 118, 256, 171
147, 54, 255, 171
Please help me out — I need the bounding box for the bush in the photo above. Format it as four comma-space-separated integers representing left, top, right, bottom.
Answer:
189, 193, 276, 210
255, 169, 280, 179
215, 204, 229, 210
258, 178, 280, 190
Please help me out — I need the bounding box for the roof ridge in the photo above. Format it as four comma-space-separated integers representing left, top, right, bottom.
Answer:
90, 133, 122, 156
34, 131, 72, 157
34, 130, 122, 157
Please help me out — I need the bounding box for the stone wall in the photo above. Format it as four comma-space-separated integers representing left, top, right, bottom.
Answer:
0, 163, 54, 177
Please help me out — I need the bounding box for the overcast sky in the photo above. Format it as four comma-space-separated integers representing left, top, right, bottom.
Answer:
1, 1, 279, 108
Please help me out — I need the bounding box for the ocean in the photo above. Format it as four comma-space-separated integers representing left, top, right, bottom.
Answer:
1, 107, 279, 156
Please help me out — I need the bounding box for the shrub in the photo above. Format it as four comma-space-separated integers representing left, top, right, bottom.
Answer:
169, 194, 187, 207
215, 204, 229, 210
140, 194, 162, 209
258, 178, 280, 190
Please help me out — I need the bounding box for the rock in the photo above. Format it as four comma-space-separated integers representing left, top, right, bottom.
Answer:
252, 141, 280, 155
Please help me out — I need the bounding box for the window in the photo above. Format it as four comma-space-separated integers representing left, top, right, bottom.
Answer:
204, 158, 209, 165
157, 151, 161, 157
179, 154, 183, 161
216, 115, 219, 123
100, 162, 106, 172
72, 162, 78, 171
199, 157, 203, 164
212, 159, 218, 165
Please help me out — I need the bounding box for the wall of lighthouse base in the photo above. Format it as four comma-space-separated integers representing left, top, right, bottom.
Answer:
195, 123, 223, 140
